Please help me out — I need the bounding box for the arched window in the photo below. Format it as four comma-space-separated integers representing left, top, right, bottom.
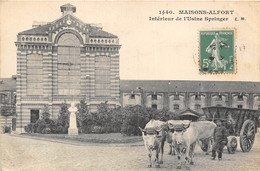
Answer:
152, 104, 157, 109
152, 94, 157, 100
58, 33, 80, 46
195, 104, 201, 110
57, 33, 81, 95
173, 104, 179, 110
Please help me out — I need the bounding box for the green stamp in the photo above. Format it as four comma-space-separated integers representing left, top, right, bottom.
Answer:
199, 30, 235, 74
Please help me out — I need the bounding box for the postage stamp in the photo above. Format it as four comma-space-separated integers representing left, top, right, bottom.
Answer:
199, 30, 235, 74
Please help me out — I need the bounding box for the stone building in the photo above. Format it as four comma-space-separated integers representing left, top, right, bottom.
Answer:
15, 4, 120, 133
0, 76, 16, 131
120, 80, 260, 113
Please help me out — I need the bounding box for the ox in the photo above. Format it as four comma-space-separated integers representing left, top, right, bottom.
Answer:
139, 119, 167, 168
167, 120, 216, 169
166, 127, 176, 155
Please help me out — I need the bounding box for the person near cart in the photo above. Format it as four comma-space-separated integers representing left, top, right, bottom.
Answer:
211, 119, 228, 160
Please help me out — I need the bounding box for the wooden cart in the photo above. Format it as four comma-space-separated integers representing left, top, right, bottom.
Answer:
201, 106, 260, 154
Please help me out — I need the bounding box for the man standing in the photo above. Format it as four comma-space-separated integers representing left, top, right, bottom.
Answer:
211, 119, 228, 160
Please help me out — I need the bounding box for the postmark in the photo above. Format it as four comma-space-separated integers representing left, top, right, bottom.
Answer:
199, 29, 235, 74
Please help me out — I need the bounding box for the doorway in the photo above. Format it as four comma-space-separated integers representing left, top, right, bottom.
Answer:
30, 109, 39, 123
12, 118, 16, 131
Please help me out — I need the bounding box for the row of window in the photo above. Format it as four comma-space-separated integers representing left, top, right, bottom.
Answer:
87, 47, 119, 51
89, 39, 117, 44
21, 37, 48, 42
150, 104, 251, 110
130, 94, 194, 100
19, 45, 50, 50
0, 94, 16, 105
129, 94, 248, 101
18, 45, 119, 51
0, 94, 9, 104
150, 104, 201, 110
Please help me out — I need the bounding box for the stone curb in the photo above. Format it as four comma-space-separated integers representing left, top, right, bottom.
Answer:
10, 134, 144, 147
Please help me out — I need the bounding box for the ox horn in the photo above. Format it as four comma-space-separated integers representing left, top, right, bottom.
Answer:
138, 127, 144, 132
157, 125, 165, 132
157, 128, 163, 132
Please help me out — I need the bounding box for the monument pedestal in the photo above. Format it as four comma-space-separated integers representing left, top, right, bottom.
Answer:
68, 102, 78, 136
68, 128, 78, 136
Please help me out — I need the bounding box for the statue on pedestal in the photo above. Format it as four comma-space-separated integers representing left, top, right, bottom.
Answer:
68, 102, 78, 136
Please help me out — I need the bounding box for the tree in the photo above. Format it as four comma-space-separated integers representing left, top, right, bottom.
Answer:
76, 99, 89, 133
41, 104, 50, 120
95, 101, 112, 133
158, 107, 173, 121
121, 105, 149, 136
57, 102, 70, 133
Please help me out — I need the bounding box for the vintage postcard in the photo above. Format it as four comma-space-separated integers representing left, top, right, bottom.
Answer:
0, 1, 260, 171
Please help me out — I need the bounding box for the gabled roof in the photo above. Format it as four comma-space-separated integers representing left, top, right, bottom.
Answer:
175, 108, 203, 116
0, 78, 16, 91
120, 80, 260, 93
18, 24, 50, 35
18, 13, 117, 38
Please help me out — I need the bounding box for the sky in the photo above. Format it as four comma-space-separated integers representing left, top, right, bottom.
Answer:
0, 1, 260, 81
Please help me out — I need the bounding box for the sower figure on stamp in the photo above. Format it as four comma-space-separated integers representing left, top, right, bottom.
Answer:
211, 119, 228, 160
206, 33, 229, 71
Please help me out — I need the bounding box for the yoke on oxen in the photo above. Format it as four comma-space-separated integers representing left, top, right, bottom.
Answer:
139, 119, 167, 168
166, 120, 216, 169
166, 120, 196, 170
167, 120, 191, 132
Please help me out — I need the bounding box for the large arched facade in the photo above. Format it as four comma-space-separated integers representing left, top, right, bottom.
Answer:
15, 4, 121, 133
57, 32, 81, 95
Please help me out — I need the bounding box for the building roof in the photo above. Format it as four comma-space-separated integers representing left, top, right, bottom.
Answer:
0, 78, 16, 91
19, 24, 50, 35
60, 3, 76, 13
89, 26, 117, 38
175, 108, 203, 116
1, 78, 259, 94
120, 80, 260, 93
18, 4, 117, 38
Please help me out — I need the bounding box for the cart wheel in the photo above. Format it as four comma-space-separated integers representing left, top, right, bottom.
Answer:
240, 120, 255, 152
227, 136, 237, 154
200, 139, 209, 152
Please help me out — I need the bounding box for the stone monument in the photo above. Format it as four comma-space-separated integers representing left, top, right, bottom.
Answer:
68, 102, 78, 136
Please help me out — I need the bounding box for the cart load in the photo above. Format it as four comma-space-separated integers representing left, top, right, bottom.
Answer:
202, 106, 260, 153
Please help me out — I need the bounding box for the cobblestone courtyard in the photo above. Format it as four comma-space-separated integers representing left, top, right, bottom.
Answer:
1, 134, 260, 171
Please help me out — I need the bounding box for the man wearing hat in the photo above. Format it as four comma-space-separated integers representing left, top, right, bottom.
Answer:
211, 119, 228, 160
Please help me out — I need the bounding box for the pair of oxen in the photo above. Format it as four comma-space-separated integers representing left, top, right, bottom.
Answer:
139, 119, 216, 169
